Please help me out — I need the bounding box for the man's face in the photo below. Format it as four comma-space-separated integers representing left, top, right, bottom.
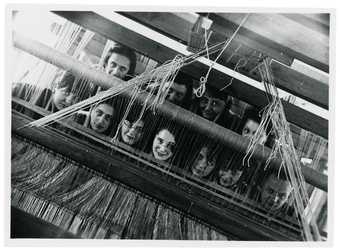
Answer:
199, 92, 226, 121
218, 169, 243, 187
90, 104, 114, 134
242, 119, 267, 144
152, 129, 175, 161
52, 86, 76, 110
261, 175, 292, 211
105, 53, 130, 79
191, 146, 216, 178
121, 119, 144, 145
166, 82, 187, 106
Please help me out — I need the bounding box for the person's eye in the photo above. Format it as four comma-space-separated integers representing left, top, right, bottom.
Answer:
243, 128, 250, 134
157, 137, 164, 144
120, 66, 127, 72
111, 62, 117, 68
134, 126, 143, 132
197, 153, 204, 160
96, 110, 103, 116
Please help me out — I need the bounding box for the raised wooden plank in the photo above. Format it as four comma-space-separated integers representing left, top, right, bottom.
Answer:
213, 13, 329, 72
121, 12, 329, 108
271, 60, 328, 109
280, 14, 329, 36
291, 59, 329, 85
120, 12, 293, 66
52, 11, 328, 138
11, 97, 328, 191
301, 13, 330, 27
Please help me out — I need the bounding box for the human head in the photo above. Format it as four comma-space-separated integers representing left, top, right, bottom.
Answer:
261, 173, 292, 211
102, 44, 137, 80
191, 145, 217, 178
198, 87, 227, 121
89, 102, 115, 134
218, 168, 243, 188
165, 72, 193, 108
121, 118, 145, 146
240, 109, 267, 145
52, 71, 81, 111
152, 128, 176, 161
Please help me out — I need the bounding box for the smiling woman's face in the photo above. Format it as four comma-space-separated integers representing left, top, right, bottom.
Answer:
199, 91, 226, 121
152, 129, 175, 161
191, 146, 216, 178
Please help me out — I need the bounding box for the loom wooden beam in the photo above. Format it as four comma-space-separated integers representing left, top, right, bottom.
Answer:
120, 12, 293, 66
280, 14, 329, 35
211, 13, 329, 72
122, 12, 329, 109
120, 12, 329, 109
11, 31, 328, 192
302, 13, 330, 27
52, 11, 328, 138
11, 112, 302, 241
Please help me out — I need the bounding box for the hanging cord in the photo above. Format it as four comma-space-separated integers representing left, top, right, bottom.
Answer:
243, 58, 321, 241
21, 15, 252, 130
194, 13, 250, 98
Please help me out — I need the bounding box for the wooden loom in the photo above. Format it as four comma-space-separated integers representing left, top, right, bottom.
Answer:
10, 11, 329, 241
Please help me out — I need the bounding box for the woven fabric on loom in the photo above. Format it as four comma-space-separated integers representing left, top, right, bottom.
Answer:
11, 135, 231, 240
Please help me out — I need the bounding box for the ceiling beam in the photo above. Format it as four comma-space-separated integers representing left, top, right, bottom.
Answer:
121, 12, 293, 66
212, 13, 329, 72
52, 11, 328, 139
121, 12, 328, 109
280, 14, 329, 36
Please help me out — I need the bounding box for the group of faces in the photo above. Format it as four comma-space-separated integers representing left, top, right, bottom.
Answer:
150, 120, 290, 212
191, 117, 266, 182
51, 47, 135, 113
49, 48, 291, 212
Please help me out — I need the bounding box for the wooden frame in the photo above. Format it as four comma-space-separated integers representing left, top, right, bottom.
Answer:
12, 110, 303, 241
53, 11, 328, 139
11, 33, 328, 191
121, 12, 329, 108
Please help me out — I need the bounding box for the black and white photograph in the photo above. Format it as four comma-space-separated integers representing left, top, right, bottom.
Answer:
5, 3, 334, 244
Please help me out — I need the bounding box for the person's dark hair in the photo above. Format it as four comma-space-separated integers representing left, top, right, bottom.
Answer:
56, 71, 94, 100
237, 108, 261, 133
189, 138, 222, 180
238, 108, 273, 145
56, 71, 76, 90
257, 163, 290, 190
102, 44, 137, 78
194, 85, 232, 127
173, 72, 193, 109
